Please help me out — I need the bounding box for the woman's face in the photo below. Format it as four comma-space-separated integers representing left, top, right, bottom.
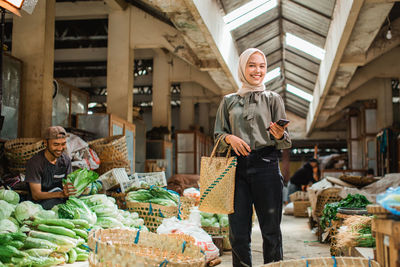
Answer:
244, 52, 266, 86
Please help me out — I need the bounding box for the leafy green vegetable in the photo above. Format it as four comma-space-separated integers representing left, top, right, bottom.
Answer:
64, 169, 99, 197
320, 194, 371, 230
0, 189, 19, 205
95, 217, 124, 229
14, 201, 42, 224
0, 200, 15, 220
126, 187, 179, 207
0, 219, 18, 234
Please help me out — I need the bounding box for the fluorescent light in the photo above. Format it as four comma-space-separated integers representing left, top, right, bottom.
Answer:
224, 0, 277, 31
393, 97, 400, 103
286, 84, 313, 102
286, 33, 325, 60
264, 67, 280, 83
88, 111, 93, 115
88, 102, 97, 108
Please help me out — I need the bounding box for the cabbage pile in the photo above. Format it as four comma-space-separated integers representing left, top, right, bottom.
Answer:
200, 212, 229, 228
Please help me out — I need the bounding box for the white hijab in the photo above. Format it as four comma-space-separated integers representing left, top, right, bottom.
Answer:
236, 48, 267, 97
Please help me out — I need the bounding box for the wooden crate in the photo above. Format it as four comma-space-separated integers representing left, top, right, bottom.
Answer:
372, 218, 400, 267
293, 201, 310, 217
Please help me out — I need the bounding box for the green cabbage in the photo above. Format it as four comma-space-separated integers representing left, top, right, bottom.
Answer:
0, 200, 15, 220
95, 217, 124, 229
14, 201, 42, 223
218, 214, 229, 227
34, 210, 57, 220
0, 219, 18, 233
0, 189, 19, 205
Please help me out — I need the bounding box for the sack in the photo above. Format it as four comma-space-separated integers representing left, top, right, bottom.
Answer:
199, 136, 237, 214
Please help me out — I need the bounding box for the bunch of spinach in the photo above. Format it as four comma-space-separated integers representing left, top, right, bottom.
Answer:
320, 194, 371, 230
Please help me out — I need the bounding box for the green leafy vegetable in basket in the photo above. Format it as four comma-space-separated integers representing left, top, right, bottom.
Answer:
320, 194, 371, 230
126, 186, 179, 207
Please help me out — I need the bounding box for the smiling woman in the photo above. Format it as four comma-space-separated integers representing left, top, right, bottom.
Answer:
213, 48, 291, 266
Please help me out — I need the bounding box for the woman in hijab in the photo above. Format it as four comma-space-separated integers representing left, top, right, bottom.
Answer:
214, 48, 291, 266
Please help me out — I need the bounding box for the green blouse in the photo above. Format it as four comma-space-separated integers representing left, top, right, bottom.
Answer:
214, 90, 292, 152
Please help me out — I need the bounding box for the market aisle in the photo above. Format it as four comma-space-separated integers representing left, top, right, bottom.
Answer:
219, 215, 330, 266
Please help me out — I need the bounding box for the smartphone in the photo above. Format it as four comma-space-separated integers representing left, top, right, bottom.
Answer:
267, 119, 290, 131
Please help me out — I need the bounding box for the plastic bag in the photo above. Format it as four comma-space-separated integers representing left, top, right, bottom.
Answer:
183, 187, 200, 202
157, 217, 219, 261
377, 187, 400, 215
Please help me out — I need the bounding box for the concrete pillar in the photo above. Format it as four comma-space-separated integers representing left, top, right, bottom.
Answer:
179, 82, 196, 130
198, 102, 210, 135
152, 49, 171, 130
12, 0, 55, 137
106, 8, 133, 122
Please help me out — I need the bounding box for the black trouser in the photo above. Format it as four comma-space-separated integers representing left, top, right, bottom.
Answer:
229, 147, 283, 266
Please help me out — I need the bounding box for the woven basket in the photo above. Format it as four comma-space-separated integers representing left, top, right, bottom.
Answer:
4, 138, 46, 173
88, 228, 206, 267
202, 226, 221, 237
289, 191, 309, 202
315, 188, 342, 217
96, 160, 131, 175
262, 257, 380, 267
293, 201, 310, 217
339, 175, 377, 187
89, 135, 128, 162
126, 201, 178, 233
179, 196, 198, 220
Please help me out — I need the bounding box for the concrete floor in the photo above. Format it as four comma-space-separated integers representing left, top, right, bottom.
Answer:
219, 214, 330, 266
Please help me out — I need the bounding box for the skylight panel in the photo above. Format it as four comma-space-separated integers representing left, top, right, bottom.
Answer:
286, 84, 313, 102
264, 67, 280, 83
285, 33, 325, 60
223, 0, 277, 31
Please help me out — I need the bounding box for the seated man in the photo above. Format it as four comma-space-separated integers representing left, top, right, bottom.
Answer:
25, 126, 75, 209
287, 158, 319, 201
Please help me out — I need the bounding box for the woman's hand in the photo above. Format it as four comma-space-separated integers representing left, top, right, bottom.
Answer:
268, 122, 289, 140
225, 135, 251, 156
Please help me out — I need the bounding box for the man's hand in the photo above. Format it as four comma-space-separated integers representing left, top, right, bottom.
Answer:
225, 135, 251, 156
63, 182, 77, 197
268, 122, 289, 140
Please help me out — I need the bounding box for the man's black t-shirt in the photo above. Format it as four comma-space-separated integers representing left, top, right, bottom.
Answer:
289, 163, 314, 187
25, 150, 72, 193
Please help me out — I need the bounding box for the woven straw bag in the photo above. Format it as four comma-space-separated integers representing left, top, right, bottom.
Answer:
199, 136, 237, 214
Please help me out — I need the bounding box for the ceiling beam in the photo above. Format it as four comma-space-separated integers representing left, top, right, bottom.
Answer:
282, 19, 326, 48
285, 61, 317, 82
104, 0, 128, 11
340, 17, 400, 67
286, 78, 314, 94
55, 1, 109, 20
306, 0, 364, 136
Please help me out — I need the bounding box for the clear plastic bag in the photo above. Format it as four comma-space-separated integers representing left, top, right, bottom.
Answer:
377, 187, 400, 215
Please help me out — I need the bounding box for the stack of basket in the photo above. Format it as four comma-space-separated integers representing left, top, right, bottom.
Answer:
290, 191, 310, 217
88, 228, 206, 266
126, 201, 179, 233
88, 135, 130, 175
4, 138, 46, 174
